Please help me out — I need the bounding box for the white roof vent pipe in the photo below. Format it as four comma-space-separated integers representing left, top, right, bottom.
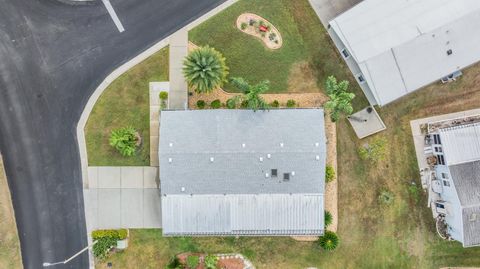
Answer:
169, 142, 173, 147
210, 157, 214, 162
168, 158, 173, 163
267, 154, 271, 159
259, 157, 263, 162
280, 143, 284, 148
291, 171, 296, 176
242, 143, 246, 148
181, 187, 185, 192
265, 173, 269, 178
315, 142, 319, 147
315, 155, 320, 161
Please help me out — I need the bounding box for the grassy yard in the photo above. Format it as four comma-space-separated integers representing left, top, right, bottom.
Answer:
189, 0, 365, 105
95, 0, 480, 268
0, 157, 23, 269
85, 48, 168, 166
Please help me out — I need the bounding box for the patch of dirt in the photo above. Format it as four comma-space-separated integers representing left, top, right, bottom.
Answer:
287, 61, 322, 93
218, 258, 244, 269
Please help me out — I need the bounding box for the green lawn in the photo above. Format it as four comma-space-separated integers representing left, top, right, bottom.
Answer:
189, 0, 365, 105
85, 48, 168, 166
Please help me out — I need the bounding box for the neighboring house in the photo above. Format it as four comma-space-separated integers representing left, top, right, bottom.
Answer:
328, 0, 480, 106
159, 109, 326, 236
422, 118, 480, 247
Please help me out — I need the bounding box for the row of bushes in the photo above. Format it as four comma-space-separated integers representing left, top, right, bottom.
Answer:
196, 99, 298, 109
92, 229, 128, 259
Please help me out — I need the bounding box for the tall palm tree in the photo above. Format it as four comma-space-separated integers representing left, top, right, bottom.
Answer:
182, 46, 229, 93
231, 77, 269, 111
324, 76, 355, 122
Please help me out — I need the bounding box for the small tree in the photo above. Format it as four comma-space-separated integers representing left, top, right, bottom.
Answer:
324, 211, 333, 228
210, 99, 222, 109
204, 255, 219, 269
231, 77, 269, 111
324, 76, 355, 122
358, 137, 387, 162
186, 255, 199, 269
183, 46, 229, 93
196, 100, 206, 109
318, 231, 339, 251
325, 165, 335, 183
109, 127, 138, 157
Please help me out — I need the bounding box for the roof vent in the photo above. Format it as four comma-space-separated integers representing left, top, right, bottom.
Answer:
283, 173, 290, 181
181, 187, 185, 192
267, 153, 271, 159
447, 49, 453, 56
210, 157, 214, 162
169, 142, 173, 147
271, 169, 278, 177
315, 155, 320, 161
280, 143, 284, 148
242, 143, 246, 148
265, 173, 269, 178
168, 158, 173, 163
259, 157, 263, 162
291, 171, 295, 176
470, 213, 477, 222
315, 142, 319, 147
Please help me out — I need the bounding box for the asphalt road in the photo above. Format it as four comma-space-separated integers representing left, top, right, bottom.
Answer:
0, 0, 226, 268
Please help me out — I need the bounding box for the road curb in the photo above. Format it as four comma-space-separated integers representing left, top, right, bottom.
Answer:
55, 0, 98, 6
76, 1, 238, 268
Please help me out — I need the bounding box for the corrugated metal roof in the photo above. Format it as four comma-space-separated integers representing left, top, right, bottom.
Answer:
462, 206, 480, 247
162, 194, 324, 236
330, 0, 480, 105
159, 109, 326, 235
439, 123, 480, 166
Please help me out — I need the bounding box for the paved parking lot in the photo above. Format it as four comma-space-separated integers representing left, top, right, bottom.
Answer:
84, 167, 162, 230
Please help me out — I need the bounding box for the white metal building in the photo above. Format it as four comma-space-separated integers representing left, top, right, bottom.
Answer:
329, 0, 480, 105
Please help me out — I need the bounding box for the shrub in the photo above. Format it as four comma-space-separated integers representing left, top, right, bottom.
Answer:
196, 100, 206, 109
210, 99, 222, 109
286, 99, 296, 108
378, 190, 395, 205
231, 77, 269, 111
92, 229, 128, 259
324, 211, 333, 228
358, 137, 387, 162
325, 165, 335, 183
318, 231, 339, 251
226, 98, 237, 109
240, 100, 248, 109
324, 76, 355, 122
186, 255, 199, 269
270, 100, 279, 108
204, 255, 219, 269
268, 32, 276, 41
109, 127, 138, 157
183, 46, 229, 93
166, 256, 183, 269
240, 22, 247, 30
159, 91, 168, 100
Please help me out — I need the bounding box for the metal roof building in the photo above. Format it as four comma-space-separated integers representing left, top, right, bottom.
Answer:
329, 0, 480, 105
159, 109, 326, 236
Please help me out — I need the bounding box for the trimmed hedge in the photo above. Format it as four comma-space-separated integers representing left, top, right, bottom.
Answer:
92, 229, 128, 259
92, 229, 128, 240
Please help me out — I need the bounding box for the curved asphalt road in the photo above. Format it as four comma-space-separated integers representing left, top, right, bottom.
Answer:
0, 0, 226, 268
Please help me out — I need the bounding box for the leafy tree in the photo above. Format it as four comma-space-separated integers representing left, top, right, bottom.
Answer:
324, 76, 355, 122
318, 231, 339, 251
183, 46, 228, 93
325, 165, 335, 183
231, 77, 269, 111
109, 127, 138, 157
324, 210, 333, 228
204, 255, 219, 269
186, 255, 199, 269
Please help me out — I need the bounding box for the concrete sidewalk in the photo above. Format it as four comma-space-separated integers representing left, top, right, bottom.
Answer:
168, 30, 189, 109
308, 0, 361, 27
84, 167, 161, 229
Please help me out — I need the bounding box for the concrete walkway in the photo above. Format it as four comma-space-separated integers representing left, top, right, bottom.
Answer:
84, 167, 161, 229
149, 82, 169, 166
168, 30, 189, 110
308, 0, 361, 27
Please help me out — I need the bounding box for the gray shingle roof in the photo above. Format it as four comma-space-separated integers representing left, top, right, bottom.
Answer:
159, 109, 326, 236
159, 109, 326, 195
449, 161, 480, 247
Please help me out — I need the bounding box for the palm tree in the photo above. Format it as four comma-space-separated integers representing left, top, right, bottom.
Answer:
324, 76, 355, 122
231, 77, 269, 111
182, 46, 228, 93
318, 231, 339, 251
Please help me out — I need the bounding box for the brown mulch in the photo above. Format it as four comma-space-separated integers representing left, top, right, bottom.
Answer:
176, 253, 246, 269
236, 13, 283, 50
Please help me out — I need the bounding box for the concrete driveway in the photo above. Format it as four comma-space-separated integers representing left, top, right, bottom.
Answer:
84, 167, 161, 230
309, 0, 362, 27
